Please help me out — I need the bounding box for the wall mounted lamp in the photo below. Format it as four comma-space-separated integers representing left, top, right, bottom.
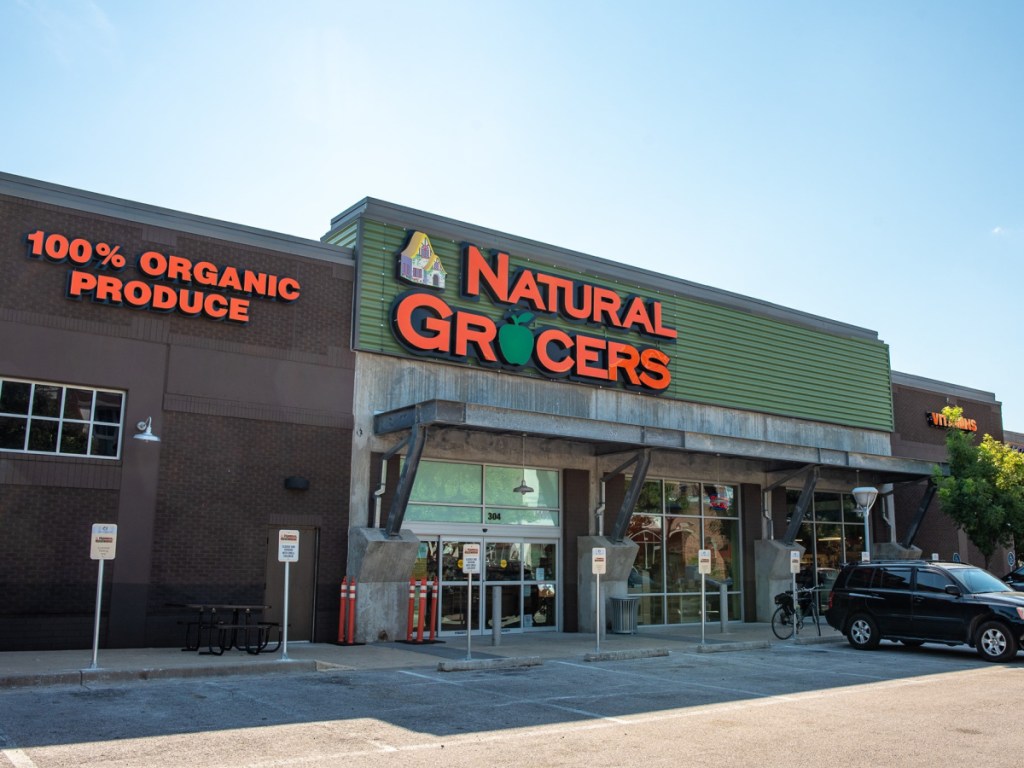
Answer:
133, 416, 160, 443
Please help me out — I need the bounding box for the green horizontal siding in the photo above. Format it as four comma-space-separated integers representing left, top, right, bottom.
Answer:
351, 218, 893, 431
325, 221, 359, 249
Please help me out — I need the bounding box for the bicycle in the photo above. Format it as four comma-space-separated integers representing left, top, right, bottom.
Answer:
771, 586, 821, 639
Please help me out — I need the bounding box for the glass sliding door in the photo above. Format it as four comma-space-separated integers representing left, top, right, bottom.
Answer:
412, 535, 559, 636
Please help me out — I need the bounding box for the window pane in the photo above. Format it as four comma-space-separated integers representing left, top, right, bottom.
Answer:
523, 542, 556, 580
667, 482, 700, 514
636, 480, 663, 515
664, 517, 699, 591
841, 494, 859, 523
704, 484, 736, 517
485, 466, 558, 507
28, 419, 58, 452
94, 391, 123, 424
405, 504, 482, 524
844, 524, 865, 562
814, 492, 843, 522
31, 385, 62, 417
0, 416, 27, 449
628, 514, 662, 594
90, 425, 120, 457
704, 517, 739, 583
59, 422, 89, 455
410, 461, 482, 504
63, 388, 94, 421
485, 541, 521, 581
0, 381, 31, 414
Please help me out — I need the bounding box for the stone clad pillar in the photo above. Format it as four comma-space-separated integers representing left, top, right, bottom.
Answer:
348, 527, 420, 643
577, 535, 639, 634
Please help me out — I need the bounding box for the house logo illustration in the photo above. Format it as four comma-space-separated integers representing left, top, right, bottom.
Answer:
398, 230, 446, 289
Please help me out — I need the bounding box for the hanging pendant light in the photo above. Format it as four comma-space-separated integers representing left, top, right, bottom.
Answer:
513, 434, 534, 495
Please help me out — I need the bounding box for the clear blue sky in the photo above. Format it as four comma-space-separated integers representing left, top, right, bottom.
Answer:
3, 1, 1021, 429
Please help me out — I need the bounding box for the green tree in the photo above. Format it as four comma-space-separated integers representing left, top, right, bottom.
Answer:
933, 407, 1024, 569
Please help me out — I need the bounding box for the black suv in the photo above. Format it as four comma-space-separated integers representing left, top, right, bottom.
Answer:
826, 560, 1024, 662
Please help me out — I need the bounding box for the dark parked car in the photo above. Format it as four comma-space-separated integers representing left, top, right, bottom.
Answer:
1004, 564, 1024, 591
826, 560, 1024, 662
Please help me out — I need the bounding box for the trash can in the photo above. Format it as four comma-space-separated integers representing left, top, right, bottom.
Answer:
609, 596, 640, 634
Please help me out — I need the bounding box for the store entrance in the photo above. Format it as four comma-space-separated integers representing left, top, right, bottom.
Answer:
414, 536, 558, 635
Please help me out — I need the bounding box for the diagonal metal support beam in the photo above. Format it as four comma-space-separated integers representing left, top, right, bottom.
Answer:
781, 467, 819, 545
383, 422, 428, 538
899, 480, 936, 549
608, 449, 653, 543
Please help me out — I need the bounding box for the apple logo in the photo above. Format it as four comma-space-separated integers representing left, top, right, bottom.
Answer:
497, 311, 534, 365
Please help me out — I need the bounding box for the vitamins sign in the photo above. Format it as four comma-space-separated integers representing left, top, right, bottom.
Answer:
26, 230, 301, 324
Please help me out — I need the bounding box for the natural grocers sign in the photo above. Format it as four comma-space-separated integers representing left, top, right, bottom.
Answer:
390, 231, 676, 392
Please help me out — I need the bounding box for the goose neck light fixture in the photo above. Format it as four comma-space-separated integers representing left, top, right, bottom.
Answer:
133, 416, 161, 443
513, 434, 534, 495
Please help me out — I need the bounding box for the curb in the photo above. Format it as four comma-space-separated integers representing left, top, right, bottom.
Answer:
793, 633, 845, 646
696, 640, 772, 653
583, 648, 670, 662
437, 656, 543, 672
1, 659, 320, 689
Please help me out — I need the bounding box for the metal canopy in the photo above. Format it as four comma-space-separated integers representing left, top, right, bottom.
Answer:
373, 399, 936, 479
371, 399, 938, 537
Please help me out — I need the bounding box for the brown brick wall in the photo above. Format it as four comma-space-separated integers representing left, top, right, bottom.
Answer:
0, 191, 356, 650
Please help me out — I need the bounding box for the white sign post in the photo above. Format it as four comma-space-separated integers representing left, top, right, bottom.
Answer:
790, 550, 801, 638
592, 548, 607, 652
698, 549, 712, 645
278, 530, 300, 660
89, 524, 117, 669
462, 543, 481, 660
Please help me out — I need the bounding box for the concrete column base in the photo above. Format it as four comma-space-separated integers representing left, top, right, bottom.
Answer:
754, 539, 805, 622
577, 536, 638, 634
347, 527, 420, 644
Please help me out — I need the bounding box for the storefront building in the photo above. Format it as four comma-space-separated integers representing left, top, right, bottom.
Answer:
325, 198, 937, 640
2, 173, 976, 651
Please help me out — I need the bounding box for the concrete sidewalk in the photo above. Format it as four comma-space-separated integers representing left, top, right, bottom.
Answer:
0, 622, 844, 688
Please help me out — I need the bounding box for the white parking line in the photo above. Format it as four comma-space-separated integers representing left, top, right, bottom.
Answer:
0, 727, 38, 768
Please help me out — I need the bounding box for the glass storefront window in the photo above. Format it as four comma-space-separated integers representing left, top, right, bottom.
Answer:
409, 461, 482, 505
406, 504, 483, 524
484, 466, 559, 508
667, 482, 700, 514
627, 478, 742, 625
627, 513, 663, 595
703, 484, 734, 516
407, 460, 559, 526
785, 490, 871, 601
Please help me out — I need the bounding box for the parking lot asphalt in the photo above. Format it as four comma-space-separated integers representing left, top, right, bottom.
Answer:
0, 622, 844, 688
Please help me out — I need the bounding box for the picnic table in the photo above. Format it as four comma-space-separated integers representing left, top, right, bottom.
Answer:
167, 603, 280, 655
